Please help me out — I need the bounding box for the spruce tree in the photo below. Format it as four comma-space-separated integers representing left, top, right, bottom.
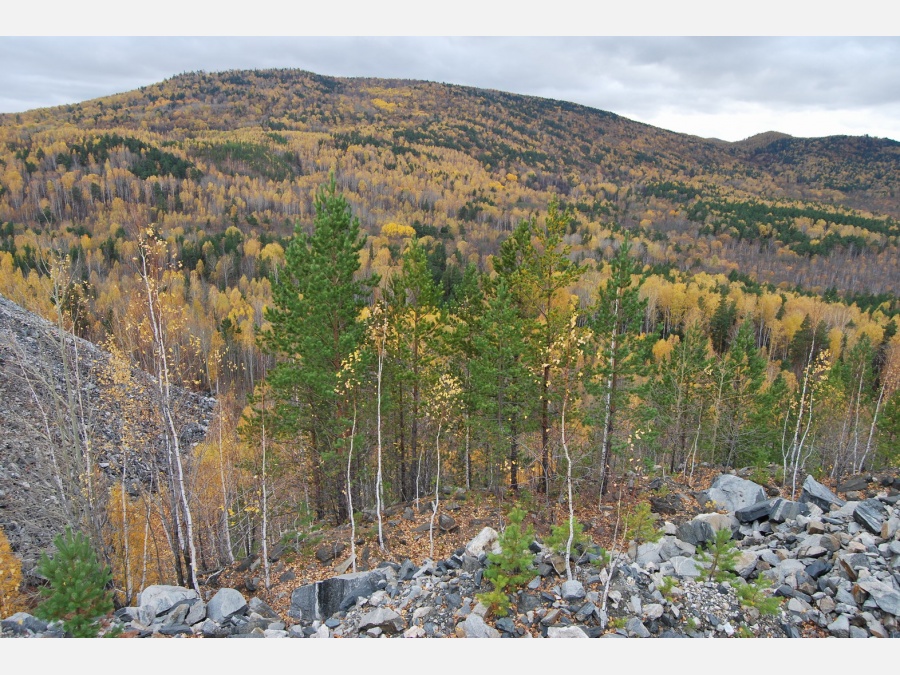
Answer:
261, 177, 378, 520
35, 528, 114, 637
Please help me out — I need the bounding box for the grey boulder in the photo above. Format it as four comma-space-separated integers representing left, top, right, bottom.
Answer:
853, 498, 886, 535
460, 614, 500, 638
699, 474, 766, 513
139, 585, 199, 618
358, 607, 406, 635
800, 475, 845, 511
547, 625, 588, 638
560, 580, 586, 601
676, 519, 715, 547
855, 579, 900, 616
207, 588, 247, 623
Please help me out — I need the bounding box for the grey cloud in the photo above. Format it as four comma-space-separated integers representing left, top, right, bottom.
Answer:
1, 37, 898, 141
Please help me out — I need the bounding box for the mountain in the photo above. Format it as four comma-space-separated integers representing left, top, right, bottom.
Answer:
0, 68, 897, 392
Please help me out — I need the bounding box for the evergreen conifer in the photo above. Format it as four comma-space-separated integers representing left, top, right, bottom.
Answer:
477, 507, 535, 617
35, 528, 114, 637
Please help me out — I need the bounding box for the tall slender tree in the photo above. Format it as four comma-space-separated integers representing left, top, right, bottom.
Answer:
385, 238, 441, 502
495, 200, 583, 493
587, 236, 648, 498
261, 177, 377, 520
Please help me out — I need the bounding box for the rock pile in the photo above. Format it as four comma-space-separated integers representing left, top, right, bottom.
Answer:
4, 471, 898, 638
0, 293, 215, 577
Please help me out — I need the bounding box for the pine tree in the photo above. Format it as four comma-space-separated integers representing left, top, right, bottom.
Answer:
494, 200, 584, 493
708, 321, 767, 467
261, 177, 378, 520
696, 527, 739, 582
470, 278, 537, 491
477, 507, 535, 617
587, 235, 649, 497
385, 238, 441, 502
35, 528, 114, 637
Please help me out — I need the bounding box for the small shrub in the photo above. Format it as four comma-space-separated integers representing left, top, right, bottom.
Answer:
749, 465, 769, 486
695, 528, 739, 582
609, 616, 627, 630
623, 501, 662, 547
735, 575, 782, 616
544, 517, 587, 556
35, 528, 114, 637
477, 507, 535, 617
657, 575, 677, 599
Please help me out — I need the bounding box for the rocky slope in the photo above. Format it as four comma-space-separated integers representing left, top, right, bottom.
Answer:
0, 293, 215, 576
4, 471, 897, 638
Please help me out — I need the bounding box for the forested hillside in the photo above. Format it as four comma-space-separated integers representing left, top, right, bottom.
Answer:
0, 69, 898, 610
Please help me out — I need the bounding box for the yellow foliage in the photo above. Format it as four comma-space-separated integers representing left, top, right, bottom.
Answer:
0, 526, 25, 616
652, 335, 677, 362
372, 98, 398, 112
381, 222, 416, 238
105, 483, 175, 606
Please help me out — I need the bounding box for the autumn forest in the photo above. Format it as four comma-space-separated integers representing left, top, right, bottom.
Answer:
0, 69, 898, 608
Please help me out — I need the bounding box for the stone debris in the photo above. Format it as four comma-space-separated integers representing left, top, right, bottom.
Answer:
4, 471, 899, 639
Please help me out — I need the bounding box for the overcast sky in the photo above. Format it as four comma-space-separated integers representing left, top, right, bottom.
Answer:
3, 33, 899, 143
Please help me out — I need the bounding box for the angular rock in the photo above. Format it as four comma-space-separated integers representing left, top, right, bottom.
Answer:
659, 537, 695, 561
853, 498, 886, 535
882, 516, 900, 540
1, 613, 48, 635
398, 558, 417, 581
495, 617, 516, 634
139, 585, 199, 617
769, 499, 810, 523
827, 614, 850, 638
358, 607, 405, 635
174, 598, 206, 626
734, 550, 759, 578
320, 569, 387, 617
289, 584, 320, 622
549, 554, 567, 576
676, 520, 715, 547
334, 555, 356, 575
837, 475, 870, 493
804, 559, 832, 579
694, 512, 738, 532
315, 542, 346, 564
635, 541, 663, 566
626, 617, 651, 638
650, 494, 684, 515
856, 579, 900, 616
669, 556, 702, 578
438, 513, 458, 531
735, 498, 777, 523
644, 603, 664, 620
207, 588, 247, 624
159, 623, 192, 636
248, 597, 280, 621
699, 474, 766, 513
561, 580, 586, 601
800, 475, 845, 511
548, 625, 588, 638
460, 614, 500, 638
